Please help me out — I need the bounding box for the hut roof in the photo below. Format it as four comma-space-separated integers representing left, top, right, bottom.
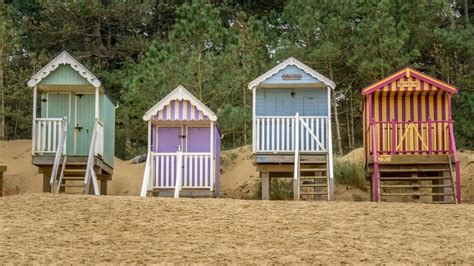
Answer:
143, 85, 217, 122
27, 51, 101, 88
362, 67, 458, 95
248, 57, 336, 90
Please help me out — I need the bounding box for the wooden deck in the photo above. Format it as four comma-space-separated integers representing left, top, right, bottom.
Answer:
365, 154, 456, 203
32, 155, 112, 194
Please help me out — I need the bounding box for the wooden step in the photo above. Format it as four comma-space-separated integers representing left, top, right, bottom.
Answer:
62, 176, 85, 181
380, 176, 449, 181
60, 184, 84, 188
378, 161, 449, 165
381, 192, 453, 196
300, 183, 327, 188
381, 184, 452, 188
300, 176, 327, 180
378, 168, 449, 173
300, 168, 326, 172
300, 192, 327, 196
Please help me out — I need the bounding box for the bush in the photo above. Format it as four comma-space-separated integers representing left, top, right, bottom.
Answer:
252, 178, 294, 200
333, 158, 367, 191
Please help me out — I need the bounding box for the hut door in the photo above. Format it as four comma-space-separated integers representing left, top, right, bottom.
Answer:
187, 127, 210, 152
74, 94, 95, 155
157, 127, 182, 152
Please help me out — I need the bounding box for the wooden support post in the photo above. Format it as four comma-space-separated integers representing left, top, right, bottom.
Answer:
293, 177, 299, 200
32, 86, 37, 155
94, 86, 99, 119
100, 179, 108, 195
412, 172, 420, 202
261, 171, 270, 200
42, 170, 51, 193
0, 166, 5, 197
427, 118, 432, 154
252, 87, 256, 153
391, 119, 396, 154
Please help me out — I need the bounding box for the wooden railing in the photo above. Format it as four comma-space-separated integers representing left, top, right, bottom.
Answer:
95, 121, 104, 157
33, 118, 67, 154
369, 119, 450, 155
254, 115, 328, 153
48, 118, 68, 192
140, 152, 214, 197
83, 119, 100, 195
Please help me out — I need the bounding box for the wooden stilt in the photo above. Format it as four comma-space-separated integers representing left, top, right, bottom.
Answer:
261, 171, 270, 200
100, 179, 108, 195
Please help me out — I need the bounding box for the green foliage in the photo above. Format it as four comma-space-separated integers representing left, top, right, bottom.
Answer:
333, 158, 366, 191
0, 0, 473, 158
253, 178, 294, 200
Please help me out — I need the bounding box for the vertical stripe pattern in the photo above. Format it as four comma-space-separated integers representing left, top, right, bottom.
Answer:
153, 100, 209, 121
365, 76, 453, 155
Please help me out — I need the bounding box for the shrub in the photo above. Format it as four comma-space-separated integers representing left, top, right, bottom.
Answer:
333, 158, 367, 191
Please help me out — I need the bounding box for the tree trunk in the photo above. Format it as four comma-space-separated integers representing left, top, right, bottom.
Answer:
349, 87, 355, 149
465, 0, 469, 24
328, 61, 343, 155
196, 49, 203, 101
0, 15, 5, 140
345, 97, 352, 151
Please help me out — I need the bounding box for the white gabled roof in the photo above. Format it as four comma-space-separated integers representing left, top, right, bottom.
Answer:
248, 57, 336, 90
143, 85, 217, 121
27, 51, 101, 88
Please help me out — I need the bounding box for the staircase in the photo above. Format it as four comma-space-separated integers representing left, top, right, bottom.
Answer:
373, 156, 457, 203
56, 159, 88, 194
297, 155, 331, 201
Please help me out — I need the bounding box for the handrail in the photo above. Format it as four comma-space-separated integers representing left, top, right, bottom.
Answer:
140, 152, 152, 197
151, 152, 212, 156
293, 113, 300, 199
448, 121, 461, 203
49, 117, 68, 192
173, 151, 184, 198
370, 118, 380, 202
256, 115, 328, 119
83, 118, 100, 195
35, 118, 64, 121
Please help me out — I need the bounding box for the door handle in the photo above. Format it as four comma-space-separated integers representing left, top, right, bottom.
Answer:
75, 124, 83, 131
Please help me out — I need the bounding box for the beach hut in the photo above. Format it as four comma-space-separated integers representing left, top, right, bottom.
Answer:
249, 57, 335, 201
28, 51, 115, 195
362, 67, 460, 203
140, 85, 220, 198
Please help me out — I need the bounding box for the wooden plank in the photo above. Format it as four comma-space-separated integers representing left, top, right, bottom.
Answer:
261, 171, 270, 200
367, 154, 449, 164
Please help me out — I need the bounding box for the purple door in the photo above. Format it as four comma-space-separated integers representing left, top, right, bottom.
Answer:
157, 127, 182, 152
187, 127, 210, 152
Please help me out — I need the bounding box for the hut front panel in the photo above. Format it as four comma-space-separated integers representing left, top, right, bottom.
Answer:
187, 127, 210, 152
365, 77, 451, 155
255, 88, 328, 116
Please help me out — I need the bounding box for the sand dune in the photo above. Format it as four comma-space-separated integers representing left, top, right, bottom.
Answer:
1, 194, 473, 264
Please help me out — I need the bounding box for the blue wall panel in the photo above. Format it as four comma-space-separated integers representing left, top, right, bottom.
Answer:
255, 88, 328, 116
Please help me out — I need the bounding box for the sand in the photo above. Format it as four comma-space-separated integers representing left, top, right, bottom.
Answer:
2, 140, 474, 202
1, 193, 473, 264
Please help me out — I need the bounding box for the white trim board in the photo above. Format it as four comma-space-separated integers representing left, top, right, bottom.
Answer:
27, 51, 101, 88
248, 57, 336, 90
143, 85, 217, 122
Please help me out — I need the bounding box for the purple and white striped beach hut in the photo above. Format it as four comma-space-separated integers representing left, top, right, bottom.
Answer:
140, 85, 220, 198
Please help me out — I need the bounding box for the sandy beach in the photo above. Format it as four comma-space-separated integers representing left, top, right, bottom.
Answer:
1, 193, 473, 264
